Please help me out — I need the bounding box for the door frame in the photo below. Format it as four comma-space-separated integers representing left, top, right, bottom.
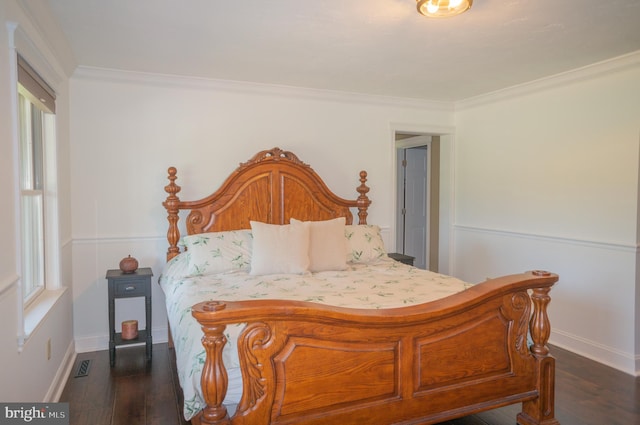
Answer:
396, 137, 431, 270
390, 124, 456, 275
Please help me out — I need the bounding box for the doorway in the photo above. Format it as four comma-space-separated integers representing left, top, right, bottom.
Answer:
395, 134, 440, 271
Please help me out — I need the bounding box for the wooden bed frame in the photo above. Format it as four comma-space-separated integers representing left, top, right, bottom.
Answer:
163, 147, 560, 425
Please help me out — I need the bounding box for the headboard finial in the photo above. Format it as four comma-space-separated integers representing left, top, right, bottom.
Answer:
163, 167, 182, 261
356, 170, 371, 225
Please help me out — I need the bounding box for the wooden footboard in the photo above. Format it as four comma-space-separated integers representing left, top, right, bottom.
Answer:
190, 271, 559, 425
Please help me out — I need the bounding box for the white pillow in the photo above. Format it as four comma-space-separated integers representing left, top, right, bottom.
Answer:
183, 230, 253, 276
290, 217, 348, 272
344, 224, 387, 264
250, 221, 310, 275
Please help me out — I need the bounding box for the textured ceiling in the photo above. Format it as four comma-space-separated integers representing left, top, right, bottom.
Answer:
46, 0, 640, 101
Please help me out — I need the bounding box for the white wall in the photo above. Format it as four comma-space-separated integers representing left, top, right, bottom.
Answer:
69, 53, 640, 377
453, 55, 640, 375
0, 0, 75, 401
69, 67, 455, 351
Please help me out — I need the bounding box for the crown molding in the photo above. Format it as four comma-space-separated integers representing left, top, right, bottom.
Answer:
72, 66, 454, 112
456, 50, 640, 110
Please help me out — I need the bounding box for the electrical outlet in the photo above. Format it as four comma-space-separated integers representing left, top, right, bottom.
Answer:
46, 338, 51, 360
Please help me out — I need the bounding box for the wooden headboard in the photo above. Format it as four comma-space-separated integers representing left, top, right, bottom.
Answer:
163, 147, 371, 261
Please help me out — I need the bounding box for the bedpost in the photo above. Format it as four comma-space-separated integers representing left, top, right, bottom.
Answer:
195, 302, 231, 425
529, 285, 553, 357
356, 170, 371, 225
163, 167, 182, 261
517, 278, 560, 425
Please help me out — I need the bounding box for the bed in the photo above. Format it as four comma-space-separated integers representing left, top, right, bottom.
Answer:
160, 147, 560, 425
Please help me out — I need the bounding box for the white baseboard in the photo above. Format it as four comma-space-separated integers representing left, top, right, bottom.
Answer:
45, 340, 76, 402
550, 329, 637, 377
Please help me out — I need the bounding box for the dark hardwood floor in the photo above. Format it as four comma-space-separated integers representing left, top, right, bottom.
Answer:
60, 344, 639, 425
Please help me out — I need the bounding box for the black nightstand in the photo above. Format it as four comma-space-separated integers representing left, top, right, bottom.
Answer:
106, 267, 153, 366
388, 253, 415, 266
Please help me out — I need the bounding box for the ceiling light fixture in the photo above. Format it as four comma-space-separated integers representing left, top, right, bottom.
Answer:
416, 0, 473, 18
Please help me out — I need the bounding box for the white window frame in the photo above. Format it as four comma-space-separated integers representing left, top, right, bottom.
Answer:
8, 22, 64, 350
19, 89, 47, 306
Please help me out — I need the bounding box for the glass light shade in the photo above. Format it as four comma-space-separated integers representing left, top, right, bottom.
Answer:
416, 0, 473, 18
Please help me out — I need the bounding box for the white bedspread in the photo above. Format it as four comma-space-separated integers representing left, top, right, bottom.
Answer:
159, 254, 472, 420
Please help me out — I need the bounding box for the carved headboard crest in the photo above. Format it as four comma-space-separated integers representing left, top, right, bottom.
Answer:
240, 147, 309, 168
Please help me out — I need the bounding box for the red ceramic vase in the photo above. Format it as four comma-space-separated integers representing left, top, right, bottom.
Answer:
119, 255, 139, 274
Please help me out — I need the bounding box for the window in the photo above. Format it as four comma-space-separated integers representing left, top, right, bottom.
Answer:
17, 55, 56, 306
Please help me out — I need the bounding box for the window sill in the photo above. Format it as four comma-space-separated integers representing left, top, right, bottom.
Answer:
20, 287, 68, 351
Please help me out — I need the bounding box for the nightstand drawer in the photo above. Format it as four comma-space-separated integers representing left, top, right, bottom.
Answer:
114, 280, 147, 297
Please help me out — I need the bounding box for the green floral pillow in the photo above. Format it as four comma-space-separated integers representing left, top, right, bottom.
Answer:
344, 225, 387, 264
183, 230, 253, 276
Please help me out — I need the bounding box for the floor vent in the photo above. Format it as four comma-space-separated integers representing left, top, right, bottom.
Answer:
74, 359, 91, 378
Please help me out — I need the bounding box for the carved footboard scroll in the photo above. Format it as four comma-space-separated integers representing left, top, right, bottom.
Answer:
190, 271, 559, 425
